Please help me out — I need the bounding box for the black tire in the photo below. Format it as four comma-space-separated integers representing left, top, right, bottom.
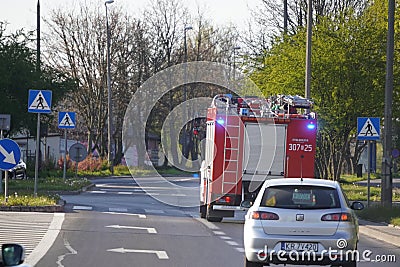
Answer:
206, 205, 223, 222
244, 256, 263, 267
200, 204, 206, 218
341, 261, 356, 267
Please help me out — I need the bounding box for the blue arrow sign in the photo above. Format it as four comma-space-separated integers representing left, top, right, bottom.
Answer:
357, 117, 380, 140
28, 90, 52, 113
0, 139, 21, 170
58, 112, 76, 129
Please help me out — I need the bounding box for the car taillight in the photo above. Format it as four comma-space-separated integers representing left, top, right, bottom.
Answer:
216, 196, 233, 204
321, 213, 351, 221
251, 211, 279, 220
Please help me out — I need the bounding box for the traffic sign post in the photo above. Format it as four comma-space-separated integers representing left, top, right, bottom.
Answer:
0, 139, 21, 202
0, 114, 10, 194
357, 117, 380, 207
58, 112, 76, 180
28, 89, 53, 196
69, 143, 87, 177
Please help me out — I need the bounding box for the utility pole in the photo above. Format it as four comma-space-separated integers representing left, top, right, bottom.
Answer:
105, 0, 114, 174
182, 25, 192, 160
305, 0, 312, 99
381, 0, 395, 207
283, 0, 288, 33
34, 0, 41, 197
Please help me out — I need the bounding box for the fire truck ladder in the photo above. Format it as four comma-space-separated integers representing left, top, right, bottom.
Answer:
222, 114, 241, 198
211, 94, 242, 198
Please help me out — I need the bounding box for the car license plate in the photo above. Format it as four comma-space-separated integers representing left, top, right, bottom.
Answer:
281, 242, 318, 252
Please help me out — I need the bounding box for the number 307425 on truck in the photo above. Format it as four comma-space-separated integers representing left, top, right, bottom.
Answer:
199, 94, 317, 222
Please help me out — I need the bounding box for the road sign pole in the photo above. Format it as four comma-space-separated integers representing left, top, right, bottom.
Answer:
4, 171, 8, 202
63, 129, 67, 180
34, 113, 41, 197
0, 129, 3, 194
367, 141, 371, 207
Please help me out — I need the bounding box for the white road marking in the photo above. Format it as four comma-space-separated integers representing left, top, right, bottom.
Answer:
236, 247, 245, 253
106, 225, 157, 234
194, 217, 220, 230
107, 248, 169, 259
72, 206, 93, 210
213, 231, 226, 235
226, 240, 240, 246
108, 207, 128, 212
89, 191, 106, 194
145, 209, 165, 214
56, 238, 78, 267
25, 213, 65, 266
219, 236, 232, 240
102, 212, 146, 218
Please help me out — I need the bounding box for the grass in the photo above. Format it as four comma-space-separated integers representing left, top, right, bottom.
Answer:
356, 206, 400, 226
339, 174, 400, 226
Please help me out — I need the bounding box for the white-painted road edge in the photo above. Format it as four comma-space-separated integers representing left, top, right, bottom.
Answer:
25, 213, 65, 266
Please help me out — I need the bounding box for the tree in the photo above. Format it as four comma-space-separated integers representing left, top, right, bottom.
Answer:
249, 1, 393, 180
0, 22, 73, 137
44, 2, 150, 164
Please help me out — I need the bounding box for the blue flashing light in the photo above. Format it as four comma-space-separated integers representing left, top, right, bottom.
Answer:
217, 119, 225, 125
307, 123, 316, 130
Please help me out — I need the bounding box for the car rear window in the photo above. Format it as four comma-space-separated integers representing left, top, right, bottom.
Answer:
260, 185, 340, 209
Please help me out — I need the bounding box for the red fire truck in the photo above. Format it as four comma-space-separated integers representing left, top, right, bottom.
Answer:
200, 94, 317, 222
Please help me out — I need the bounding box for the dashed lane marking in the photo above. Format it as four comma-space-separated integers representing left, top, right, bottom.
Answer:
108, 207, 128, 212
102, 212, 147, 218
72, 206, 93, 211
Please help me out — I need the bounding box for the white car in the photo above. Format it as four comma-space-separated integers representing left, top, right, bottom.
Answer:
243, 178, 364, 267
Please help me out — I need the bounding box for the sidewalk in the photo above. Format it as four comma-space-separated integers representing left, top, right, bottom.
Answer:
358, 219, 400, 247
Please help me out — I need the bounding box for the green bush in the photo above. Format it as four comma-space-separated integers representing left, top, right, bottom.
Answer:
1, 194, 57, 206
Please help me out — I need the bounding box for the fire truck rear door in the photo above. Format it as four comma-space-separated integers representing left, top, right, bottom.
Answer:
242, 123, 286, 190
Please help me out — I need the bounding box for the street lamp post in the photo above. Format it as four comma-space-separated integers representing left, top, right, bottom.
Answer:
105, 0, 114, 173
305, 0, 312, 99
182, 25, 192, 159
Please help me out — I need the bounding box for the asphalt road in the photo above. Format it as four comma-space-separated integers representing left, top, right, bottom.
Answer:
31, 177, 400, 267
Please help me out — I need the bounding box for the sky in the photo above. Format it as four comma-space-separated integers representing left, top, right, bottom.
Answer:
0, 0, 260, 34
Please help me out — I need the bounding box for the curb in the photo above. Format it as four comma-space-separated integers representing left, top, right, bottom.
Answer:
0, 204, 64, 213
0, 183, 95, 213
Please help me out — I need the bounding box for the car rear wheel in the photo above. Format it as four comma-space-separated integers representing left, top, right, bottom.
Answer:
244, 256, 264, 267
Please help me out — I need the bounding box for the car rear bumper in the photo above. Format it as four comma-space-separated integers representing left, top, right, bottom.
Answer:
244, 224, 358, 265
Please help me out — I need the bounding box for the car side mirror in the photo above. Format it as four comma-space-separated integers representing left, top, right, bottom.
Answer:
2, 244, 25, 266
240, 200, 253, 209
350, 201, 364, 210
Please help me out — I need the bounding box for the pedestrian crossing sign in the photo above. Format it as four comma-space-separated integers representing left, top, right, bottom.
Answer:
28, 90, 52, 113
357, 117, 380, 140
58, 112, 76, 129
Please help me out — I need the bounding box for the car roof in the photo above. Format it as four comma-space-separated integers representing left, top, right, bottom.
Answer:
263, 178, 338, 189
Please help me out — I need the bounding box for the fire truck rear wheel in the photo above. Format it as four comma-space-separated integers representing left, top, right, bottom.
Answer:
206, 205, 223, 222
200, 204, 206, 218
